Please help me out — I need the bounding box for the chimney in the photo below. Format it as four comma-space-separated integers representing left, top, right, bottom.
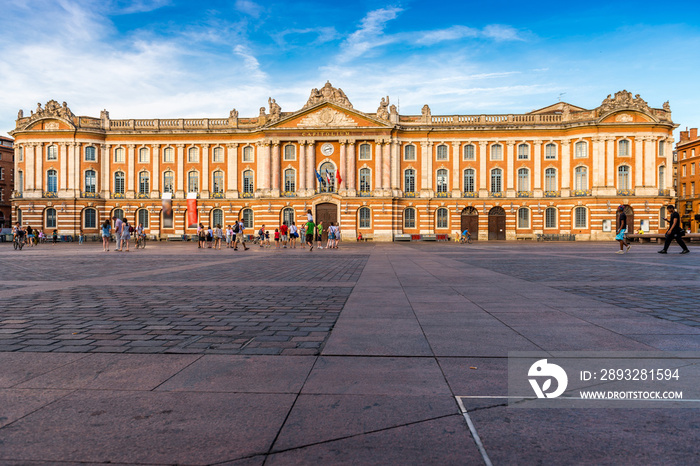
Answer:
690, 128, 698, 141
680, 130, 689, 142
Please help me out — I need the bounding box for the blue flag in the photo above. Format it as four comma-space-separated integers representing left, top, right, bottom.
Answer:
315, 169, 324, 185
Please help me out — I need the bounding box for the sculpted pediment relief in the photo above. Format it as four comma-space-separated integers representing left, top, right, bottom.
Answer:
298, 108, 358, 128
599, 111, 654, 124
269, 103, 390, 129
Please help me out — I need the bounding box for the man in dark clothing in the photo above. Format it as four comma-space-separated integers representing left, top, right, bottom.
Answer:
615, 205, 631, 254
659, 205, 690, 254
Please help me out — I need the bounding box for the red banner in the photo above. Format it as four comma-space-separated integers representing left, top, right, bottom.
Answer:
187, 193, 198, 228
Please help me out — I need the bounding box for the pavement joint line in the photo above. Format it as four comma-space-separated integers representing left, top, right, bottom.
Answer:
455, 396, 493, 466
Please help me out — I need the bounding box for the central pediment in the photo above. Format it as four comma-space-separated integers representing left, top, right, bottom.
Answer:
268, 102, 391, 130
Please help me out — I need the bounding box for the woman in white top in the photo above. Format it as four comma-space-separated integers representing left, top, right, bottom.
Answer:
289, 222, 298, 248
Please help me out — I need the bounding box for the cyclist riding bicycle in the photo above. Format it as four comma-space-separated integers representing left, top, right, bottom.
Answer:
460, 228, 471, 243
13, 223, 26, 246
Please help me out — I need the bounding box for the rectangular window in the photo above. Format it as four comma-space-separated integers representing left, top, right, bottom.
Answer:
463, 145, 475, 160
359, 144, 371, 160
575, 141, 587, 158
0, 167, 3, 180
545, 209, 556, 229
517, 144, 529, 160
693, 163, 696, 176
85, 146, 96, 161
545, 144, 557, 159
85, 171, 96, 193
518, 209, 529, 229
85, 209, 96, 229
404, 145, 416, 161
163, 172, 174, 193
47, 145, 57, 160
683, 165, 686, 177
163, 147, 174, 163
213, 147, 224, 162
693, 182, 696, 197
243, 146, 253, 162
404, 209, 415, 228
436, 145, 448, 160
139, 148, 149, 163
114, 147, 125, 163
490, 144, 503, 161
659, 141, 665, 157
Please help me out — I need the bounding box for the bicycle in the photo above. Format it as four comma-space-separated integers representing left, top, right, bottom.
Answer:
459, 235, 472, 244
13, 236, 25, 250
136, 235, 147, 249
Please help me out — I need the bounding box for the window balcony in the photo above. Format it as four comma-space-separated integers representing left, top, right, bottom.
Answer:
572, 189, 592, 197
111, 192, 126, 199
358, 190, 372, 197
544, 190, 560, 197
241, 192, 254, 198
462, 191, 478, 198
81, 191, 100, 199
490, 192, 504, 198
516, 191, 533, 198
435, 191, 451, 198
137, 193, 150, 199
12, 191, 22, 199
658, 189, 670, 196
617, 189, 634, 196
403, 191, 417, 198
211, 192, 225, 199
281, 191, 297, 197
43, 191, 58, 199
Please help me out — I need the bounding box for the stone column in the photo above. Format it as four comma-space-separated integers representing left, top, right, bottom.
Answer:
391, 138, 400, 193
101, 144, 110, 197
592, 137, 604, 193
420, 142, 429, 195
561, 140, 570, 195
60, 143, 69, 193
226, 143, 239, 198
606, 137, 615, 187
26, 143, 36, 191
382, 140, 391, 194
665, 138, 674, 194
201, 143, 209, 197
307, 142, 316, 194
72, 142, 80, 195
176, 144, 185, 196
339, 141, 347, 194
127, 144, 136, 196
298, 142, 306, 193
151, 144, 160, 195
533, 140, 542, 194
634, 136, 643, 188
374, 140, 383, 194
271, 142, 281, 196
478, 141, 487, 195
452, 142, 461, 197
347, 141, 356, 196
35, 143, 43, 192
506, 141, 515, 196
643, 136, 655, 187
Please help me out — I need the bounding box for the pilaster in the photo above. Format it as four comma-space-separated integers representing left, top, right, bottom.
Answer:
271, 142, 280, 197
60, 142, 69, 194
151, 144, 160, 196
391, 138, 400, 194
347, 141, 356, 196
382, 140, 391, 195
339, 141, 347, 194
634, 137, 643, 188
307, 142, 316, 195
478, 141, 487, 196
127, 144, 136, 196
176, 144, 185, 197
35, 143, 43, 192
201, 143, 209, 198
226, 143, 239, 198
451, 141, 461, 197
506, 141, 515, 197
298, 142, 307, 193
101, 144, 110, 197
561, 140, 571, 196
533, 140, 542, 196
374, 140, 383, 195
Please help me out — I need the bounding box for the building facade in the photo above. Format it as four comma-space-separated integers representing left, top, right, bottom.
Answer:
676, 128, 700, 232
10, 84, 676, 241
0, 136, 14, 228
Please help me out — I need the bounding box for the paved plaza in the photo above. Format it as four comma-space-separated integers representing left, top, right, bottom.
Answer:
0, 240, 699, 465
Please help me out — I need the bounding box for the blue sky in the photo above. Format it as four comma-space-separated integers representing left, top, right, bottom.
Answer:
2, 0, 700, 138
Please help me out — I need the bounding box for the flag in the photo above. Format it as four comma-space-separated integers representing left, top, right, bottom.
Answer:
336, 167, 342, 187
325, 169, 332, 186
315, 169, 324, 187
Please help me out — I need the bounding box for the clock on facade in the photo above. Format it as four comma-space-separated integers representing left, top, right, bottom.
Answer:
321, 143, 334, 156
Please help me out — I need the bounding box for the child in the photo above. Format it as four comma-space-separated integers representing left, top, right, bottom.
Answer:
265, 229, 270, 247
52, 229, 58, 245
274, 228, 280, 248
79, 229, 84, 245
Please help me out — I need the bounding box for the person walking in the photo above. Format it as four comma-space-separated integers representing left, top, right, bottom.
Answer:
52, 229, 58, 245
197, 223, 205, 249
258, 224, 266, 247
274, 228, 280, 248
299, 223, 306, 249
121, 220, 131, 252
280, 221, 288, 248
101, 220, 111, 252
289, 221, 298, 249
316, 221, 324, 249
615, 205, 631, 254
234, 218, 249, 251
659, 205, 690, 254
214, 224, 223, 250
113, 216, 123, 251
305, 218, 315, 251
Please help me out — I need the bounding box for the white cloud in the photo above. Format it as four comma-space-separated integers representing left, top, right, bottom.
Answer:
337, 6, 403, 62
108, 0, 172, 15
235, 0, 263, 18
414, 26, 479, 45
273, 27, 339, 47
482, 24, 524, 41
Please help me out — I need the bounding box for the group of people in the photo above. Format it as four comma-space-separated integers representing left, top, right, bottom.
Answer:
99, 216, 146, 252
197, 220, 250, 251
615, 204, 690, 254
11, 224, 59, 246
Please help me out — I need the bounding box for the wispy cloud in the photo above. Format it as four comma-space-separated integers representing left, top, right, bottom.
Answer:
235, 0, 263, 18
108, 0, 172, 15
337, 6, 403, 62
273, 27, 339, 47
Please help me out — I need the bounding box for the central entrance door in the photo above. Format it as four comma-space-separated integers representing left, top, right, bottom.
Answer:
460, 207, 479, 239
315, 203, 337, 243
488, 206, 506, 240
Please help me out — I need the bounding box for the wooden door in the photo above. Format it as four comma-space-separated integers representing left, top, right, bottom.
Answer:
315, 203, 337, 242
461, 207, 478, 240
488, 207, 506, 240
616, 205, 634, 232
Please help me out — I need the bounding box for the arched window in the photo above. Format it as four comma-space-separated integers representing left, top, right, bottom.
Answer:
243, 146, 253, 162
517, 168, 529, 192
163, 147, 174, 163
574, 206, 587, 228
85, 169, 96, 193
574, 141, 587, 158
359, 207, 371, 228
284, 144, 295, 161
545, 207, 557, 229
490, 144, 503, 161
404, 169, 415, 193
436, 144, 448, 160
137, 209, 149, 228
46, 208, 57, 229
359, 143, 371, 160
47, 169, 58, 193
85, 146, 96, 161
491, 168, 502, 193
618, 139, 630, 157
545, 143, 557, 159
113, 208, 124, 221
114, 147, 125, 163
360, 168, 372, 193
517, 207, 529, 229
114, 172, 125, 194
618, 166, 630, 189
463, 144, 475, 161
242, 208, 253, 229
574, 166, 588, 190
658, 166, 665, 190
463, 168, 475, 193
139, 147, 149, 163
404, 207, 416, 229
187, 171, 198, 193
243, 170, 254, 193
284, 169, 295, 192
319, 161, 336, 192
436, 169, 448, 193
404, 145, 416, 161
282, 207, 294, 226
436, 207, 448, 229
139, 171, 150, 194
213, 147, 224, 163
545, 168, 557, 191
163, 171, 174, 193
211, 209, 223, 228
517, 143, 529, 160
212, 170, 224, 194
84, 208, 97, 229
47, 144, 57, 160
188, 147, 198, 162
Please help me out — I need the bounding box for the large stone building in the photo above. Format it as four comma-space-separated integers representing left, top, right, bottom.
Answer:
0, 135, 14, 228
9, 84, 676, 241
676, 127, 700, 232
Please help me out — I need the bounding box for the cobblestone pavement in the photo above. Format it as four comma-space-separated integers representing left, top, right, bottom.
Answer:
0, 244, 366, 355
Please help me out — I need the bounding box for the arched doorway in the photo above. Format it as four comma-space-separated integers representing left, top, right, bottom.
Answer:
461, 207, 478, 239
617, 204, 634, 232
315, 202, 337, 242
488, 206, 506, 240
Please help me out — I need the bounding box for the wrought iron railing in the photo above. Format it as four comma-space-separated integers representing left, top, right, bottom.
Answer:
241, 192, 254, 198
436, 191, 451, 198
658, 189, 670, 196
404, 191, 417, 198
490, 192, 504, 198
516, 191, 532, 198
137, 193, 150, 199
462, 191, 478, 198
544, 190, 560, 197
81, 191, 100, 199
572, 189, 592, 197
211, 192, 225, 199
44, 191, 58, 198
617, 189, 634, 196
281, 191, 296, 197
358, 190, 372, 197
112, 192, 126, 199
